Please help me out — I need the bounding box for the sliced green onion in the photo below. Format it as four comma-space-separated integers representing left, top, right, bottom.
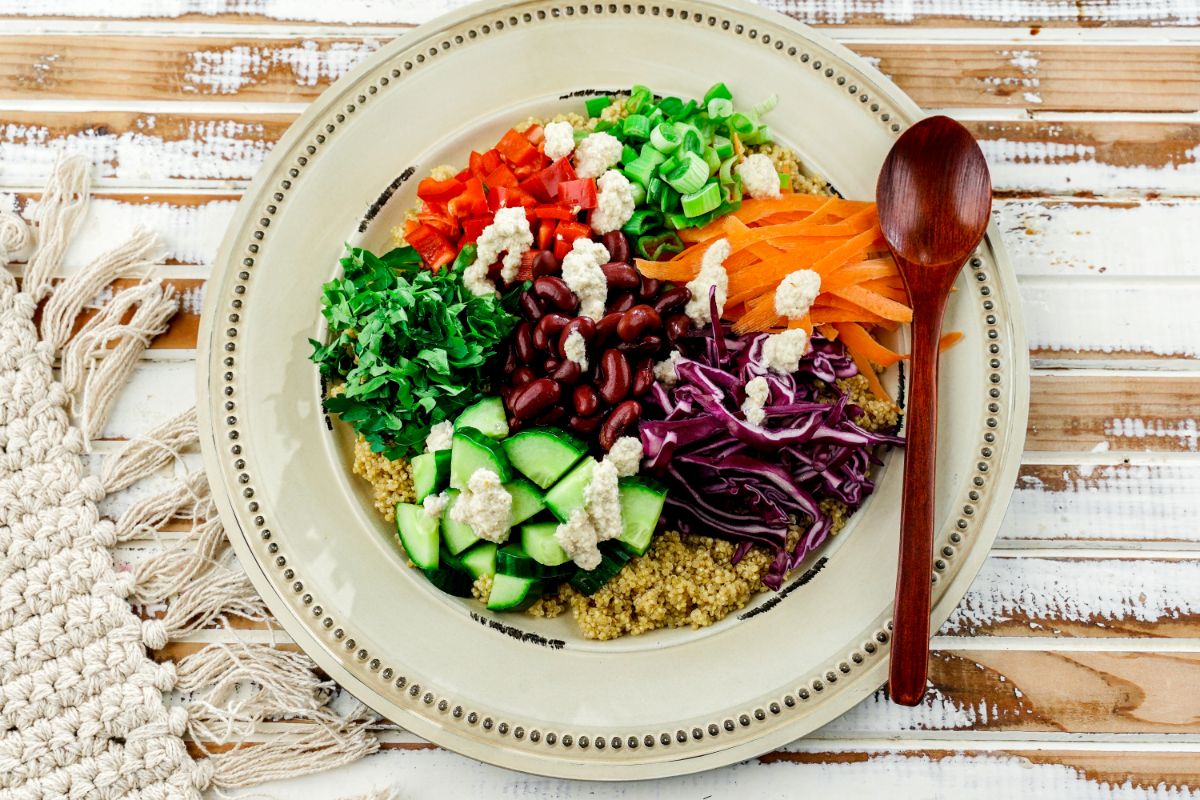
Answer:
720, 179, 743, 204
672, 98, 698, 120
753, 93, 778, 116
622, 113, 651, 140
707, 97, 734, 120
627, 84, 653, 114
703, 82, 732, 104
592, 119, 616, 134
663, 151, 709, 195
702, 146, 721, 175
681, 181, 722, 218
657, 96, 684, 117
679, 128, 703, 155
585, 96, 614, 117
740, 125, 772, 146
636, 231, 685, 260
778, 171, 791, 192
728, 112, 755, 135
647, 106, 664, 126
658, 153, 681, 177
659, 184, 679, 214
650, 122, 682, 154
622, 155, 659, 187
638, 143, 669, 167
646, 176, 665, 206
630, 182, 647, 206
623, 208, 662, 236
718, 155, 738, 185
621, 144, 639, 165
712, 134, 734, 160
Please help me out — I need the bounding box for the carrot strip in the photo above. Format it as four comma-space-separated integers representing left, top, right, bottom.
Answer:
809, 307, 891, 326
828, 284, 913, 323
734, 194, 868, 225
816, 323, 839, 342
820, 258, 899, 292
809, 226, 885, 277
848, 346, 892, 403
731, 291, 782, 334
940, 331, 964, 351
788, 313, 813, 338
635, 258, 700, 281
832, 322, 905, 367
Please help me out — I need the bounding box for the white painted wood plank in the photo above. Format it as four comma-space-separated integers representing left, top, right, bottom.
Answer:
222, 747, 1197, 799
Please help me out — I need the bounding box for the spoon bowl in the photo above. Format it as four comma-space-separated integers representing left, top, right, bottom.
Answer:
876, 116, 992, 707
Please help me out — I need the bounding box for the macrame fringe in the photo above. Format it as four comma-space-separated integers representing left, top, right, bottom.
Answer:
9, 155, 379, 794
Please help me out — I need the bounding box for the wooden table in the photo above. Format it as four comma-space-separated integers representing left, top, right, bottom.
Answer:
3, 1, 1197, 796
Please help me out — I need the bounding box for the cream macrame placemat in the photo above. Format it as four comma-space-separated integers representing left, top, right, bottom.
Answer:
0, 156, 386, 799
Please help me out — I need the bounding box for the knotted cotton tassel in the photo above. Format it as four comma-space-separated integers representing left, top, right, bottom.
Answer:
153, 566, 270, 644
60, 280, 179, 443
0, 209, 32, 267
115, 469, 212, 543
22, 154, 89, 304
101, 407, 198, 494
41, 228, 160, 355
129, 517, 228, 606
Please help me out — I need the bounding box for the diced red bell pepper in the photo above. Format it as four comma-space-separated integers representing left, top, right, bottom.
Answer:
523, 124, 545, 147
469, 150, 504, 181
496, 128, 539, 167
454, 168, 471, 183
556, 220, 592, 245
461, 215, 492, 245
553, 237, 571, 261
448, 177, 488, 218
469, 151, 487, 180
416, 176, 465, 203
556, 178, 598, 210
533, 205, 576, 222
481, 149, 503, 173
519, 158, 579, 203
536, 219, 557, 251
417, 211, 459, 239
406, 223, 456, 271
485, 163, 519, 189
489, 185, 537, 212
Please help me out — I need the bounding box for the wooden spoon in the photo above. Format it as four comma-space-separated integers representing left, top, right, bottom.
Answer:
876, 115, 993, 707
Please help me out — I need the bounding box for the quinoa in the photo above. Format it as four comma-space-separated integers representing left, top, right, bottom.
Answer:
351, 436, 414, 522
471, 573, 494, 602
838, 372, 901, 431
749, 142, 830, 196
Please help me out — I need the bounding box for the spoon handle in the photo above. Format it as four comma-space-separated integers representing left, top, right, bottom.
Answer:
888, 291, 948, 707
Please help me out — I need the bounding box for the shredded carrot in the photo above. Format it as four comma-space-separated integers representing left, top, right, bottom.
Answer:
816, 323, 839, 342
832, 322, 905, 367
732, 291, 782, 334
849, 346, 892, 403
940, 331, 964, 351
828, 284, 913, 323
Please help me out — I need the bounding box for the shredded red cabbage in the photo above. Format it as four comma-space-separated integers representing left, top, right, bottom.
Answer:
640, 290, 902, 589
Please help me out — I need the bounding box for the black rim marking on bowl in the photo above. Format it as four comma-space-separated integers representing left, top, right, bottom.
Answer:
212, 0, 1012, 761
736, 556, 828, 621
469, 611, 567, 650
359, 166, 418, 233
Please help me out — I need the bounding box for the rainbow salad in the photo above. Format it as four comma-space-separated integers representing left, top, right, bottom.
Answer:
312, 83, 910, 639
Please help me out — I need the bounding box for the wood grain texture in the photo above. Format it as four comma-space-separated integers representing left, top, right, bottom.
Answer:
0, 34, 1196, 117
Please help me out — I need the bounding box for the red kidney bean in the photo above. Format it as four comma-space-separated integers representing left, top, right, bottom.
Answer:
618, 334, 665, 357
568, 413, 604, 435
500, 385, 515, 408
502, 346, 518, 375
596, 312, 622, 344
599, 400, 641, 451
600, 262, 640, 290
514, 321, 536, 364
631, 357, 655, 397
597, 349, 631, 405
512, 367, 536, 386
551, 359, 582, 386
617, 304, 662, 342
638, 276, 662, 301
532, 276, 578, 313
665, 313, 692, 343
531, 250, 560, 279
543, 357, 561, 374
519, 292, 545, 323
653, 286, 691, 315
573, 384, 601, 417
608, 291, 637, 313
534, 405, 567, 426
507, 416, 523, 435
509, 377, 561, 420
532, 313, 569, 351
558, 316, 597, 354
601, 230, 630, 264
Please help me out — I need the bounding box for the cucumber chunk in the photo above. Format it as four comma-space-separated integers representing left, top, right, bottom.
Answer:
486, 573, 541, 611
423, 566, 474, 597
501, 428, 587, 489
617, 476, 668, 556
520, 521, 573, 567
411, 450, 450, 502
497, 542, 573, 579
450, 427, 512, 489
505, 478, 546, 527
543, 457, 597, 522
439, 490, 480, 555
460, 542, 497, 579
569, 544, 630, 595
454, 397, 509, 439
395, 502, 439, 570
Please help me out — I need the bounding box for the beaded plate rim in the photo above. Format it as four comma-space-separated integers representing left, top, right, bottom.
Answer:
198, 0, 1029, 780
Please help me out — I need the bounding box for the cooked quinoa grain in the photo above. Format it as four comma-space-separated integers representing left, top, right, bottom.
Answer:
352, 436, 415, 522
562, 532, 773, 640
471, 574, 494, 602
839, 373, 901, 431
749, 142, 829, 196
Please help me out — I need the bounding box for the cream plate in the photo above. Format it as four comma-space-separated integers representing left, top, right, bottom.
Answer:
198, 0, 1028, 780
